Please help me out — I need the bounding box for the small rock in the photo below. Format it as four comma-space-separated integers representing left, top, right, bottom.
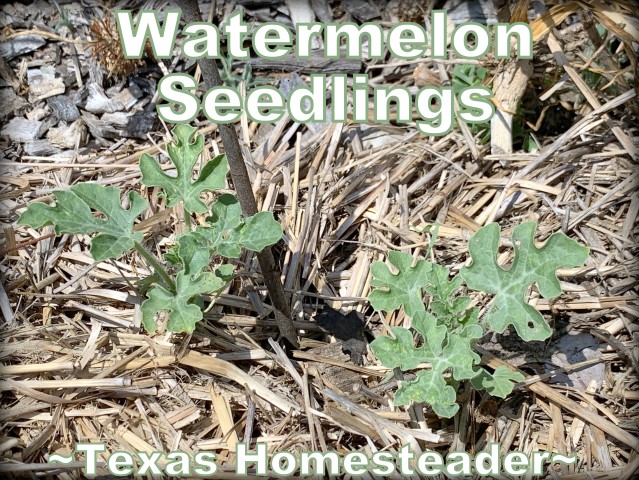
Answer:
26, 107, 49, 122
47, 119, 88, 149
111, 87, 141, 110
82, 111, 120, 140
84, 83, 115, 113
0, 88, 27, 122
547, 332, 604, 390
24, 139, 61, 156
101, 112, 129, 128
1, 117, 44, 143
47, 95, 80, 122
443, 0, 498, 25
344, 0, 380, 21
125, 111, 156, 138
0, 34, 46, 60
28, 67, 65, 102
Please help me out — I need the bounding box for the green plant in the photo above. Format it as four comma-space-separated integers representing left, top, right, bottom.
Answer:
219, 55, 273, 90
452, 64, 491, 142
452, 64, 489, 93
369, 222, 589, 417
18, 125, 283, 334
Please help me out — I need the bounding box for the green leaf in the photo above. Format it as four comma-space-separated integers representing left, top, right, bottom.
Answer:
461, 222, 589, 341
452, 64, 489, 92
18, 183, 147, 261
241, 212, 284, 252
424, 263, 463, 303
439, 324, 482, 380
368, 221, 584, 416
424, 263, 471, 328
370, 326, 423, 371
141, 271, 225, 334
369, 251, 433, 317
140, 124, 228, 214
135, 272, 163, 296
412, 311, 447, 357
523, 133, 540, 153
471, 366, 525, 398
214, 264, 235, 283
368, 249, 486, 417
370, 310, 482, 417
395, 370, 459, 418
174, 194, 283, 275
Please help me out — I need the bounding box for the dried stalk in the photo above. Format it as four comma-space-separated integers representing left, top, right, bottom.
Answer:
177, 0, 299, 348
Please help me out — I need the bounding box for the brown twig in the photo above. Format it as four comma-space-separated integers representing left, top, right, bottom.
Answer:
176, 0, 299, 348
0, 28, 88, 44
0, 232, 56, 257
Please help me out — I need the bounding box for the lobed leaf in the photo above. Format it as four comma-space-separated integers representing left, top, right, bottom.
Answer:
460, 222, 589, 341
423, 263, 463, 303
425, 263, 471, 327
368, 222, 587, 417
394, 370, 459, 418
141, 270, 226, 334
173, 194, 283, 275
369, 251, 433, 317
370, 309, 482, 417
438, 324, 482, 380
140, 124, 228, 214
412, 311, 447, 358
368, 249, 486, 417
18, 183, 147, 261
471, 366, 525, 398
370, 326, 424, 371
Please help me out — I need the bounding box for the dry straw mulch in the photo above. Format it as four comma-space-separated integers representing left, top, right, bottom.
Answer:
0, 0, 638, 478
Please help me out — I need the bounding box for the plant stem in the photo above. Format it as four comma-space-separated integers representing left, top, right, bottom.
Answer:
183, 204, 191, 231
178, 0, 299, 349
133, 242, 175, 291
